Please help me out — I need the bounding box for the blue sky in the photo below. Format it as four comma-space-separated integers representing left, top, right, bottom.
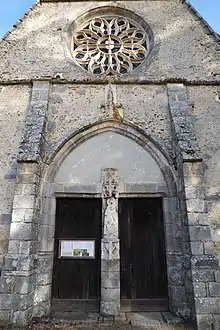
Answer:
0, 0, 220, 38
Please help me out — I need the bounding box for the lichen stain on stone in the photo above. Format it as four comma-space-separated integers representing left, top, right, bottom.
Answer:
113, 103, 124, 122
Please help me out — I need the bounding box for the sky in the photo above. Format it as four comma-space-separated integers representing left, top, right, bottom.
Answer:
0, 0, 220, 38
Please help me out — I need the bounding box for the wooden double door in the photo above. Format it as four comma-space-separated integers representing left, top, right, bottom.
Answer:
52, 197, 168, 310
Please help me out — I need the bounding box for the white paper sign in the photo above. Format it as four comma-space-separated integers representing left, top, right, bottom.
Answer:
59, 240, 95, 258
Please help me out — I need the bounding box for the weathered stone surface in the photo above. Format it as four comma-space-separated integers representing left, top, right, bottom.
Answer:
100, 301, 120, 316
186, 200, 205, 213
195, 298, 220, 314
0, 0, 219, 327
18, 81, 50, 162
190, 242, 203, 255
193, 282, 207, 298
189, 226, 211, 241
209, 282, 220, 297
196, 314, 214, 330
191, 255, 218, 269
191, 269, 214, 282
167, 267, 184, 286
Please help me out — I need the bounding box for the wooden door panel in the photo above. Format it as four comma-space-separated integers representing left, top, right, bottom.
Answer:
119, 198, 168, 300
52, 198, 102, 299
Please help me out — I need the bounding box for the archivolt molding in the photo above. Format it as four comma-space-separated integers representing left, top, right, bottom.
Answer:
43, 121, 176, 185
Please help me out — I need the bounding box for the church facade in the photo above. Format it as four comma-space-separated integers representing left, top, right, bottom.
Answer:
0, 0, 220, 329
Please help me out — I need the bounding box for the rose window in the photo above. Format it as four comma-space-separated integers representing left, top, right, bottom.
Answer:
72, 16, 149, 76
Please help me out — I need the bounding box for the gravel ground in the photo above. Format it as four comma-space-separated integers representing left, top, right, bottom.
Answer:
0, 322, 194, 330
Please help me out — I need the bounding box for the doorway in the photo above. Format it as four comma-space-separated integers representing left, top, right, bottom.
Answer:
52, 198, 102, 308
119, 198, 168, 311
52, 197, 168, 313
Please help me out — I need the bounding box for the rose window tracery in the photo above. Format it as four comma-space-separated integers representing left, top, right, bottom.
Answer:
72, 16, 150, 76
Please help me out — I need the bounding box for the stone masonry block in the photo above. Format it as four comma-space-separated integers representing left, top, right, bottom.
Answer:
15, 184, 37, 196
189, 226, 211, 241
0, 310, 11, 326
11, 209, 35, 223
182, 162, 204, 178
204, 241, 214, 254
9, 223, 35, 241
100, 301, 120, 316
101, 287, 120, 302
0, 276, 15, 293
185, 187, 204, 199
195, 298, 220, 314
16, 173, 39, 185
167, 84, 185, 93
167, 267, 184, 285
4, 255, 34, 272
169, 103, 190, 117
38, 237, 54, 253
193, 282, 207, 298
0, 294, 13, 309
190, 241, 203, 255
186, 199, 205, 213
8, 241, 36, 256
209, 282, 220, 297
213, 314, 220, 330
184, 174, 202, 188
214, 270, 220, 282
187, 213, 209, 225
101, 278, 120, 289
0, 214, 11, 225
196, 314, 213, 330
14, 276, 34, 294
168, 285, 186, 303
18, 163, 40, 176
36, 272, 52, 286
32, 300, 51, 318
37, 254, 54, 273
191, 269, 214, 282
34, 284, 51, 303
191, 255, 218, 269
13, 195, 35, 210
12, 308, 32, 327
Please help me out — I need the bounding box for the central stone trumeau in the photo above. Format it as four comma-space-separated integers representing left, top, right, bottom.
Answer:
72, 16, 149, 76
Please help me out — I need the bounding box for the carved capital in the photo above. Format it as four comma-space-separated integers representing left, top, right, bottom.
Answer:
101, 168, 119, 199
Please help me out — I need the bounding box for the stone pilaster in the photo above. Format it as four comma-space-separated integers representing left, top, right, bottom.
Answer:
100, 168, 120, 316
0, 81, 50, 327
168, 83, 220, 330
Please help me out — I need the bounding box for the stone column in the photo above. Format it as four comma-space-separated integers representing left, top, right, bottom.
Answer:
167, 83, 220, 330
100, 168, 120, 316
0, 81, 50, 327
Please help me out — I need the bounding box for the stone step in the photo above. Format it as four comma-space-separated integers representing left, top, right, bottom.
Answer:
38, 312, 192, 330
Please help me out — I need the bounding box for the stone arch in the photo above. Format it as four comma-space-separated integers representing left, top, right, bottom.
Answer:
44, 120, 176, 187
34, 121, 185, 319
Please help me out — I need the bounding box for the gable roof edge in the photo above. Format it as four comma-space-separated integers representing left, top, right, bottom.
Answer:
0, 0, 219, 45
0, 1, 40, 44
183, 0, 220, 43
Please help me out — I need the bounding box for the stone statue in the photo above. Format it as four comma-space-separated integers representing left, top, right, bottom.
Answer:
104, 197, 118, 237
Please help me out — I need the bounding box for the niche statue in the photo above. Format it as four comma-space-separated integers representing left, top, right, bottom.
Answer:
104, 197, 118, 237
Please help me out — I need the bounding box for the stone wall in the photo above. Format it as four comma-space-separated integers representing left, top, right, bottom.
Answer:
0, 85, 30, 272
0, 0, 219, 328
187, 86, 220, 260
0, 1, 219, 82
45, 84, 172, 160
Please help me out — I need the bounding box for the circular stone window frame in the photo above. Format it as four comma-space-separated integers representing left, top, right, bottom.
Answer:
69, 6, 154, 78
